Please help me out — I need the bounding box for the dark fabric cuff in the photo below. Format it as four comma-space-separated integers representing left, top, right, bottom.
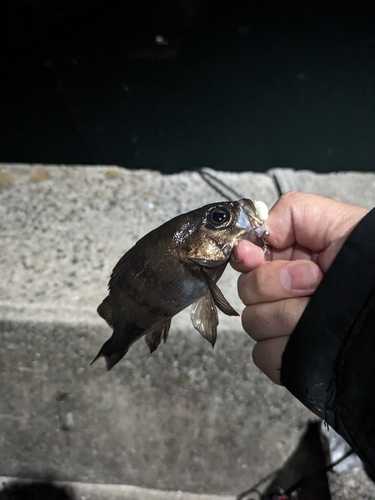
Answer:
280, 207, 375, 471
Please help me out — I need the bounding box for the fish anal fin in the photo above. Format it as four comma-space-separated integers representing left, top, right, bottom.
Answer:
203, 273, 239, 317
145, 319, 172, 353
190, 293, 218, 347
97, 296, 115, 328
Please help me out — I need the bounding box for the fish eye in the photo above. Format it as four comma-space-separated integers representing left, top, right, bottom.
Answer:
208, 207, 231, 227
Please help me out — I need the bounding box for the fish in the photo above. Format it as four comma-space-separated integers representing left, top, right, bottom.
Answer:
92, 198, 268, 370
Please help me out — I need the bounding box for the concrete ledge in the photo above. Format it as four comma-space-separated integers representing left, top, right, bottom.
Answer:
2, 467, 375, 500
1, 164, 375, 497
0, 165, 277, 324
0, 477, 234, 500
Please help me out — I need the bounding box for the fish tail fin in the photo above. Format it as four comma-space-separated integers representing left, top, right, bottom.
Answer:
90, 336, 130, 370
93, 296, 145, 370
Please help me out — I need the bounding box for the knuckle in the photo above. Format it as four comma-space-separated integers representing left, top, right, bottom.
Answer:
277, 298, 309, 331
238, 269, 262, 305
251, 264, 270, 300
242, 304, 272, 340
279, 191, 300, 204
277, 191, 309, 212
237, 273, 248, 303
251, 272, 264, 302
253, 304, 273, 329
241, 305, 258, 336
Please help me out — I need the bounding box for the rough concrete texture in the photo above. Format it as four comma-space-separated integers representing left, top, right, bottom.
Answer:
0, 319, 312, 493
270, 167, 375, 208
328, 468, 375, 500
1, 164, 375, 498
0, 477, 234, 500
291, 170, 375, 207
0, 165, 276, 326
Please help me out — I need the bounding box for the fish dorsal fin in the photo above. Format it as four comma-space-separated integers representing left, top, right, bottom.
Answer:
145, 319, 172, 353
190, 293, 219, 347
203, 272, 239, 317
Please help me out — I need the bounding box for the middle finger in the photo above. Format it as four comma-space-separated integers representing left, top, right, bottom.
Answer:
242, 297, 310, 341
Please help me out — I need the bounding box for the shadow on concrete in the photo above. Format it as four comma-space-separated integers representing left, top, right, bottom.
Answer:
237, 421, 331, 500
0, 481, 75, 500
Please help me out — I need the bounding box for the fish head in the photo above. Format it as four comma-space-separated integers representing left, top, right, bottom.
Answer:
185, 198, 267, 267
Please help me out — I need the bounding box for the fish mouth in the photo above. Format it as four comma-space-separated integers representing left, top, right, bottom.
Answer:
237, 199, 266, 247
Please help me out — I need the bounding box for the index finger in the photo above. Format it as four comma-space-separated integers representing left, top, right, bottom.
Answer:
231, 240, 265, 273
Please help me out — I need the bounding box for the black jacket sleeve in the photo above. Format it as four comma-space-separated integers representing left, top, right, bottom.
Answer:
280, 207, 375, 475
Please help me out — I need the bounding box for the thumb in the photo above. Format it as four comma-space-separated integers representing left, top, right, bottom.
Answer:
266, 192, 368, 269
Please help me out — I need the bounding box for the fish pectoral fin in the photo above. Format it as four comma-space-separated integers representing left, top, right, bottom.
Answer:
187, 255, 228, 267
190, 293, 219, 347
203, 272, 239, 317
144, 319, 172, 353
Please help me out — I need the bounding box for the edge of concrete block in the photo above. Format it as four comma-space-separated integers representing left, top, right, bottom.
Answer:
0, 477, 235, 500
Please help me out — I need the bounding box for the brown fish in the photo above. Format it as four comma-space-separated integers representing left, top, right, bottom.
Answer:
93, 199, 268, 370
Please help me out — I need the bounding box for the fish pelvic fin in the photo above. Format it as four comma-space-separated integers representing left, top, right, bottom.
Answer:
190, 293, 219, 347
145, 319, 172, 353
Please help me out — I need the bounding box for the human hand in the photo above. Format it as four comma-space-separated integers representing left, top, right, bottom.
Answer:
231, 192, 369, 384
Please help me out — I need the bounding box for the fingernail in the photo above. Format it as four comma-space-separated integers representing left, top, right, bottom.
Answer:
231, 255, 242, 266
281, 263, 319, 291
231, 247, 241, 264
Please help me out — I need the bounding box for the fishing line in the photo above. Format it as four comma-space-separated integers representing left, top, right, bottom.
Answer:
271, 173, 283, 198
236, 448, 353, 500
236, 469, 279, 499
196, 166, 269, 398
196, 168, 244, 200
282, 448, 353, 497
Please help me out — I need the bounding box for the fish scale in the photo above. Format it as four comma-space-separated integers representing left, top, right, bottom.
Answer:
93, 199, 268, 370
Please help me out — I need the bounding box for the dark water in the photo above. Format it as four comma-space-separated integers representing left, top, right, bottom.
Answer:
1, 0, 374, 173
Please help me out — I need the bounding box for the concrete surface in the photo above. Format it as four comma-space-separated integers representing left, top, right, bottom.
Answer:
1, 164, 375, 498
0, 477, 234, 500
